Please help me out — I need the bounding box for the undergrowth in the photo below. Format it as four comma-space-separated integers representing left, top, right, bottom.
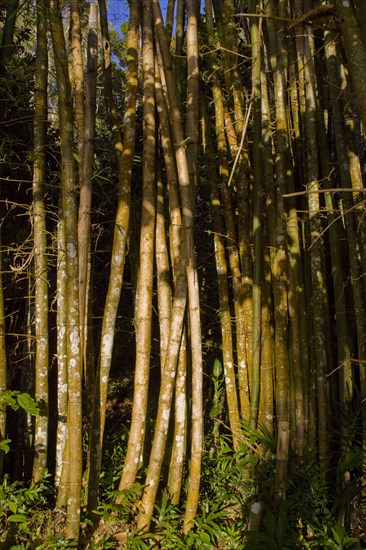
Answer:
1, 410, 365, 548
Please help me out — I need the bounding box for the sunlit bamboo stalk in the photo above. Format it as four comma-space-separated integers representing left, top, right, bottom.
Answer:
78, 0, 98, 429
117, 0, 156, 498
151, 0, 203, 532
55, 212, 68, 502
32, 0, 49, 483
87, 0, 140, 512
201, 93, 240, 451
49, 0, 82, 538
155, 64, 187, 503
205, 0, 249, 421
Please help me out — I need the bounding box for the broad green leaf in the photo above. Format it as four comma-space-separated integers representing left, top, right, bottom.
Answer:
199, 532, 211, 544
16, 393, 39, 416
213, 358, 222, 379
8, 501, 18, 513
0, 390, 18, 408
0, 439, 11, 453
7, 513, 28, 523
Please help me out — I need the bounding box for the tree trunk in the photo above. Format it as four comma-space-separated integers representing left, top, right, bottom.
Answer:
0, 0, 20, 69
336, 0, 366, 135
145, 0, 204, 532
248, 4, 262, 430
32, 0, 49, 483
118, 0, 156, 494
0, 230, 6, 477
303, 25, 329, 473
155, 65, 187, 504
201, 93, 240, 451
265, 0, 291, 497
78, 0, 98, 428
49, 0, 82, 539
87, 0, 140, 513
55, 212, 68, 499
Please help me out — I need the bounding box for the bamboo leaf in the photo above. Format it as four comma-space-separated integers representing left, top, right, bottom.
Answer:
16, 393, 39, 416
0, 390, 18, 408
7, 513, 28, 523
0, 439, 11, 453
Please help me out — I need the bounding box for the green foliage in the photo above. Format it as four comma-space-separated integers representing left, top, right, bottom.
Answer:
99, 427, 130, 499
123, 417, 364, 550
306, 511, 361, 549
0, 475, 49, 531
109, 22, 129, 68
93, 480, 143, 525
126, 530, 155, 550
30, 538, 78, 549
0, 391, 39, 454
0, 390, 40, 416
1, 421, 363, 548
0, 438, 11, 454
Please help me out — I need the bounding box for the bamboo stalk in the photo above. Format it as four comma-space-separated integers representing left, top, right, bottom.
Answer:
86, 0, 140, 510
49, 0, 82, 539
32, 0, 49, 483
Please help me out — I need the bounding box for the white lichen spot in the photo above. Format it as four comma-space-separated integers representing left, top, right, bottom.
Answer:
36, 426, 46, 439
66, 242, 77, 259
113, 253, 123, 266
102, 332, 114, 354
59, 383, 68, 394
70, 327, 79, 356
102, 375, 108, 383
176, 394, 186, 419
343, 0, 349, 6
251, 502, 262, 514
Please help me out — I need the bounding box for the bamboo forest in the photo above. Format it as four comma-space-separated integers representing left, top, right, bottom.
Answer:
2, 0, 366, 547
